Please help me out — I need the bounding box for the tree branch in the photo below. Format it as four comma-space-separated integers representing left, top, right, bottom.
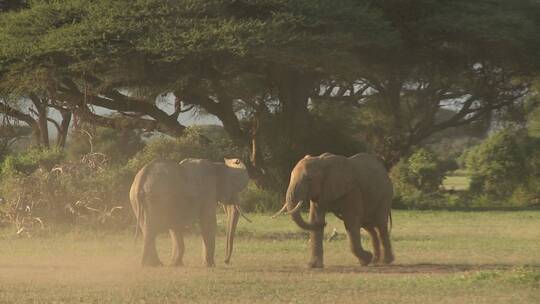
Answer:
57, 79, 186, 137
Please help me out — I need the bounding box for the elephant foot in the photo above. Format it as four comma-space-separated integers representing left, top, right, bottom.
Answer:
308, 259, 324, 269
382, 253, 395, 265
142, 259, 163, 268
169, 260, 184, 267
203, 261, 216, 268
358, 251, 373, 266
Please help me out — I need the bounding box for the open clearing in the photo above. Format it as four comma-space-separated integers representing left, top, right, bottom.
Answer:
442, 176, 470, 191
1, 210, 539, 303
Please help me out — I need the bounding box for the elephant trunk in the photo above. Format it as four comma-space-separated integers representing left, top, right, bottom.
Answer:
287, 180, 323, 231
224, 204, 240, 264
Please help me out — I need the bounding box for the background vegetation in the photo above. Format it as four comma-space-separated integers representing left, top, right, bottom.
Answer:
0, 0, 539, 232
0, 3, 539, 303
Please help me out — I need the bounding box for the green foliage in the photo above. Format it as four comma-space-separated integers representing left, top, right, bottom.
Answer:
465, 129, 525, 197
1, 0, 538, 188
1, 0, 539, 220
0, 149, 132, 227
526, 84, 540, 138
238, 182, 281, 213
0, 125, 246, 228
391, 148, 446, 195
126, 126, 239, 173
390, 148, 457, 209
308, 101, 366, 156
66, 124, 144, 164
1, 147, 65, 175
251, 101, 367, 189
528, 105, 540, 138
0, 123, 31, 160
464, 127, 540, 206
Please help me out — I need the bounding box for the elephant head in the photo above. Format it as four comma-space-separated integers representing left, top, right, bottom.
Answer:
275, 154, 355, 230
218, 158, 250, 264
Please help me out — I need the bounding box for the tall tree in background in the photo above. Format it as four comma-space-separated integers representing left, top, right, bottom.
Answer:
315, 0, 540, 167
1, 0, 539, 189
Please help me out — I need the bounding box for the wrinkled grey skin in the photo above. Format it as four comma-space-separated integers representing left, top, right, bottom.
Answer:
129, 158, 249, 267
283, 153, 394, 268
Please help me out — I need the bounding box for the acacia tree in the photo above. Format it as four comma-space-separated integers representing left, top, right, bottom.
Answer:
314, 0, 540, 167
1, 0, 539, 189
0, 0, 393, 188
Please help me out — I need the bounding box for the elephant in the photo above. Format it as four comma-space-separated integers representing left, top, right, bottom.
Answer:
129, 157, 249, 267
273, 153, 394, 268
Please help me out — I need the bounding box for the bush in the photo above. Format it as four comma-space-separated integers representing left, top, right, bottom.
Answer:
464, 127, 540, 206
0, 125, 246, 232
238, 182, 282, 213
1, 147, 65, 176
126, 126, 239, 173
0, 151, 132, 230
391, 148, 446, 199
66, 124, 145, 164
465, 128, 525, 198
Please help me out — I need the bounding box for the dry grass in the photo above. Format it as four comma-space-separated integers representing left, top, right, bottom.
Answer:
0, 210, 539, 303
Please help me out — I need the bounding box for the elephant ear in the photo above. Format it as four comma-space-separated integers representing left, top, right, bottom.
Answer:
319, 156, 356, 204
216, 163, 249, 204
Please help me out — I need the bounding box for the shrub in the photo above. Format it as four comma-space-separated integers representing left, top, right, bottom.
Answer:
0, 150, 132, 231
126, 126, 239, 173
465, 128, 526, 198
238, 182, 282, 213
0, 125, 246, 231
66, 124, 145, 164
464, 127, 540, 206
391, 148, 446, 198
1, 147, 65, 176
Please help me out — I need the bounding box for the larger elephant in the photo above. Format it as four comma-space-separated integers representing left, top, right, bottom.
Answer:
274, 153, 394, 268
129, 158, 249, 267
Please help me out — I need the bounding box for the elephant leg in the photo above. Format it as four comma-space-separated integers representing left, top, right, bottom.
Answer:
377, 223, 394, 264
364, 226, 382, 264
142, 228, 162, 267
199, 205, 217, 267
343, 216, 372, 266
169, 227, 185, 267
308, 202, 325, 268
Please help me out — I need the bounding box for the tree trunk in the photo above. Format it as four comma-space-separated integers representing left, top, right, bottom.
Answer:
279, 70, 312, 153
29, 95, 50, 148
275, 69, 315, 185
56, 110, 72, 149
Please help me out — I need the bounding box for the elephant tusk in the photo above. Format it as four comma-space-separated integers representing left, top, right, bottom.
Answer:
286, 200, 304, 215
235, 205, 253, 223
271, 202, 288, 219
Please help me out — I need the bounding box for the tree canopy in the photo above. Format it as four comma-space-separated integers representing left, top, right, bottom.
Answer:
1, 0, 539, 189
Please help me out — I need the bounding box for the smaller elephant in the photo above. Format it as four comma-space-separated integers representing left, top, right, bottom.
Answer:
274, 153, 394, 268
129, 157, 249, 267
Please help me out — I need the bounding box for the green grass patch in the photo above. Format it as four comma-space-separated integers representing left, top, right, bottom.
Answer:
0, 211, 539, 303
443, 175, 470, 191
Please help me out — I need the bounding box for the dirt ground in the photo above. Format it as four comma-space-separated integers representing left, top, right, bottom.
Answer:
1, 211, 539, 303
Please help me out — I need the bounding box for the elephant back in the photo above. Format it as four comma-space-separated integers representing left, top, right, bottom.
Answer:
177, 158, 218, 200
348, 153, 393, 205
